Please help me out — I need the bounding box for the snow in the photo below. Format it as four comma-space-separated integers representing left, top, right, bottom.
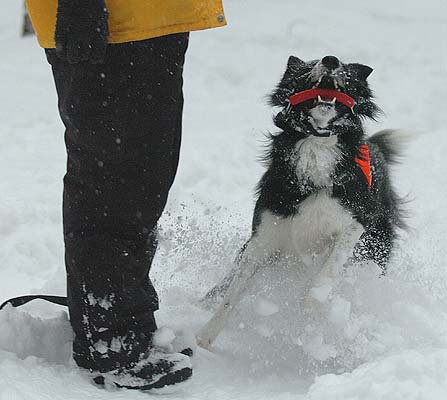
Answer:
310, 283, 333, 303
1, 0, 447, 398
254, 298, 280, 317
328, 296, 351, 326
0, 305, 72, 364
307, 350, 447, 400
152, 326, 177, 350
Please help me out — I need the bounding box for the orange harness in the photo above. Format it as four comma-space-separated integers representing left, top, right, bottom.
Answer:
354, 144, 372, 190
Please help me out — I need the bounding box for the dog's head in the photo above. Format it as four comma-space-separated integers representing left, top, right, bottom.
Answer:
271, 56, 381, 136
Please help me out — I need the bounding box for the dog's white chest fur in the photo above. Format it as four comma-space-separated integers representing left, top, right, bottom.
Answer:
293, 135, 342, 188
254, 192, 354, 265
249, 135, 353, 266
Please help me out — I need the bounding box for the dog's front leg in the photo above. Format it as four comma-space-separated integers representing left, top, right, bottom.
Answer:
197, 241, 266, 349
305, 222, 364, 308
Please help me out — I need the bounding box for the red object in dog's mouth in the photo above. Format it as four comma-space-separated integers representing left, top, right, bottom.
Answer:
289, 88, 356, 109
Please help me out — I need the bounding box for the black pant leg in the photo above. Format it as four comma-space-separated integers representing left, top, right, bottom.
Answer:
46, 33, 189, 372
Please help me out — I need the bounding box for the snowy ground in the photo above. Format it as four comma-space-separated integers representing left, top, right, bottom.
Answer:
1, 0, 447, 399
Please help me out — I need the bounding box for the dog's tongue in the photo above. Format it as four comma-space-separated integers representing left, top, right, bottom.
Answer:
289, 88, 356, 109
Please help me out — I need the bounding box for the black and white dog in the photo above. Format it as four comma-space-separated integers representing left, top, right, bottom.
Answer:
198, 55, 405, 348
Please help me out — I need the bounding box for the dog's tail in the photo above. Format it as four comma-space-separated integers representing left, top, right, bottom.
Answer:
368, 129, 413, 231
368, 129, 413, 164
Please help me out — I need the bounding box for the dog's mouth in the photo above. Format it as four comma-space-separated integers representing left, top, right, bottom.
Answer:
289, 75, 356, 111
313, 74, 343, 91
286, 74, 357, 137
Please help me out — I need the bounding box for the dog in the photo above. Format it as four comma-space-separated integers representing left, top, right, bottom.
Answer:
197, 55, 406, 348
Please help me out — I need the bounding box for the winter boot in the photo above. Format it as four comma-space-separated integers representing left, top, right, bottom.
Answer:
92, 347, 192, 391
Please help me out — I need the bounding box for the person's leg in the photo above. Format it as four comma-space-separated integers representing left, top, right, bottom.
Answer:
46, 33, 189, 374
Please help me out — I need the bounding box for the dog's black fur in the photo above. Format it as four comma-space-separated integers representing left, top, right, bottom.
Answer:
252, 55, 405, 270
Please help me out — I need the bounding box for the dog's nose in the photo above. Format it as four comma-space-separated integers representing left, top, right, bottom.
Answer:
321, 56, 340, 70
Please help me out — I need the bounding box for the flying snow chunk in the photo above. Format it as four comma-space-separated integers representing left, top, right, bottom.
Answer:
303, 333, 337, 361
254, 298, 280, 317
328, 296, 352, 326
172, 328, 197, 355
310, 283, 333, 303
152, 327, 176, 349
256, 324, 274, 338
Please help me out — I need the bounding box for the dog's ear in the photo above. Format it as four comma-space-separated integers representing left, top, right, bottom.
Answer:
287, 56, 306, 69
352, 63, 374, 80
269, 56, 307, 107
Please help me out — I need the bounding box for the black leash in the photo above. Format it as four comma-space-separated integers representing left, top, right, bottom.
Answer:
0, 295, 68, 311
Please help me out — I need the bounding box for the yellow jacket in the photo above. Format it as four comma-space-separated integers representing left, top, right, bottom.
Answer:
25, 0, 226, 48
